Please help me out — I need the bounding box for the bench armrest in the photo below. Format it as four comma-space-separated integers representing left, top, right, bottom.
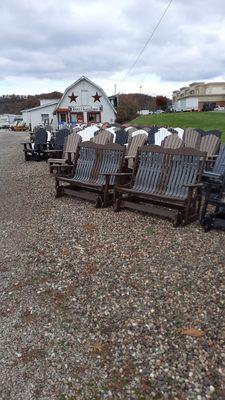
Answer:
45, 149, 63, 153
98, 173, 133, 176
125, 155, 135, 160
182, 183, 203, 188
203, 171, 223, 180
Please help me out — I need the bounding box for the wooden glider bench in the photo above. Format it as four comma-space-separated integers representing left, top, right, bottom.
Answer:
113, 146, 206, 226
55, 141, 125, 207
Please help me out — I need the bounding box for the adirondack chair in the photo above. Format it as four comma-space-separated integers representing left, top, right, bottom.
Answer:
201, 163, 225, 231
79, 125, 100, 141
203, 144, 225, 179
168, 128, 178, 134
92, 130, 113, 144
48, 132, 82, 173
197, 129, 222, 139
126, 133, 148, 168
22, 128, 47, 161
45, 128, 70, 159
173, 127, 184, 139
56, 142, 125, 207
199, 134, 220, 158
72, 126, 82, 134
154, 128, 171, 145
53, 128, 70, 150
183, 128, 201, 149
115, 129, 129, 145
162, 134, 184, 149
147, 126, 160, 145
113, 146, 206, 226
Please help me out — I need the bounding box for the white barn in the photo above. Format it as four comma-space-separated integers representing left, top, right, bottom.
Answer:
22, 76, 116, 130
54, 76, 116, 125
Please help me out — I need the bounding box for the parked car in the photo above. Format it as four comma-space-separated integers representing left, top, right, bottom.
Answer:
154, 110, 165, 114
214, 106, 225, 111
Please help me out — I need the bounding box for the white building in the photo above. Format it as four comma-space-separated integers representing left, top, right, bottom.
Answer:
22, 99, 58, 130
54, 76, 116, 125
173, 82, 225, 111
22, 76, 117, 130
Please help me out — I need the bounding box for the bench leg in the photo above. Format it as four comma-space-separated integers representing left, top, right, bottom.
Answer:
55, 180, 64, 198
200, 199, 208, 225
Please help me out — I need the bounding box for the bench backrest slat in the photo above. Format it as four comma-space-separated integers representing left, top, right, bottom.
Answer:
72, 142, 97, 183
72, 142, 124, 185
97, 144, 125, 185
165, 154, 201, 199
132, 146, 206, 199
133, 151, 164, 193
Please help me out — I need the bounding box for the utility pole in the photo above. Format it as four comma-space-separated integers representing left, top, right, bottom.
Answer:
140, 85, 143, 94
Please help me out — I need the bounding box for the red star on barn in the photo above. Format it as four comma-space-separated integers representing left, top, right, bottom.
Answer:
92, 92, 102, 102
68, 92, 78, 102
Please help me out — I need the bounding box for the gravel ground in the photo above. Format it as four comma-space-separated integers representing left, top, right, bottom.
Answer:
0, 129, 225, 400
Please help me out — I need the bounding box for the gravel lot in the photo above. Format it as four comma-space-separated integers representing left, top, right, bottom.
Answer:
0, 129, 225, 400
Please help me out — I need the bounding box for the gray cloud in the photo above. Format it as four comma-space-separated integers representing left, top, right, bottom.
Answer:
1, 0, 225, 93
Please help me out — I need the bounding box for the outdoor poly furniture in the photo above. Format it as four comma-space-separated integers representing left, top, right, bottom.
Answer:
52, 128, 70, 149
173, 127, 184, 139
113, 146, 206, 226
183, 128, 201, 149
126, 133, 148, 168
92, 130, 113, 144
154, 128, 172, 145
199, 134, 220, 158
131, 129, 148, 137
200, 166, 225, 231
197, 129, 222, 139
72, 126, 82, 134
203, 144, 225, 181
168, 128, 178, 134
56, 142, 125, 207
48, 132, 82, 174
79, 125, 100, 141
115, 129, 129, 145
147, 126, 160, 144
22, 128, 47, 161
162, 134, 184, 149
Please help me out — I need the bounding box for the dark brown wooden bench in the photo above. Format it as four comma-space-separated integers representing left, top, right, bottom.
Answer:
113, 146, 206, 226
56, 141, 125, 207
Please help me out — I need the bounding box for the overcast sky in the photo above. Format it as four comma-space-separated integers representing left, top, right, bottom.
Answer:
1, 0, 225, 98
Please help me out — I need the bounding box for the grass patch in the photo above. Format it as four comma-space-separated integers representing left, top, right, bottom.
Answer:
131, 111, 225, 142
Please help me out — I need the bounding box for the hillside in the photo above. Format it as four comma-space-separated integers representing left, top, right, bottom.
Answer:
132, 111, 225, 142
116, 93, 171, 122
0, 92, 62, 115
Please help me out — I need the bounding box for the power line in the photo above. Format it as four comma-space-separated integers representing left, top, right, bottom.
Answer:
117, 0, 173, 88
